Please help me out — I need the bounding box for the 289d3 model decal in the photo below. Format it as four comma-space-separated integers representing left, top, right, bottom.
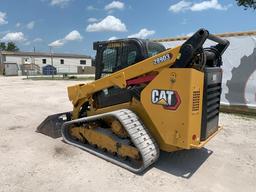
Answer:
153, 53, 171, 65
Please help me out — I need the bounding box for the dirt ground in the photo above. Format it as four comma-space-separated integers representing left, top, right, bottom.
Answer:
0, 76, 255, 192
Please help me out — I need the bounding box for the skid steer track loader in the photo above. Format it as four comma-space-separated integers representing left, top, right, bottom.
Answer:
37, 29, 229, 173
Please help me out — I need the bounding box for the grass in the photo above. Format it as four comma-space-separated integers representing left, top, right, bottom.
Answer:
23, 76, 95, 81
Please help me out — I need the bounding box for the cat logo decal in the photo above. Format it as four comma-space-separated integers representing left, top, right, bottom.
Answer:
151, 89, 181, 110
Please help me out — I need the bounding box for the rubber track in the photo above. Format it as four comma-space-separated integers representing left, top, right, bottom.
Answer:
61, 109, 159, 173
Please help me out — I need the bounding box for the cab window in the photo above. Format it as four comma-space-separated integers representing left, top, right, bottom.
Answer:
101, 47, 121, 74
127, 51, 137, 66
122, 43, 140, 67
147, 42, 166, 57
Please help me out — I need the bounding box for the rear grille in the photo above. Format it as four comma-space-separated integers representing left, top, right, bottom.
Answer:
201, 67, 222, 141
206, 83, 221, 121
192, 91, 200, 112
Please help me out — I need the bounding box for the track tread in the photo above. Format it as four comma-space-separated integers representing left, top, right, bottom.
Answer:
61, 109, 159, 173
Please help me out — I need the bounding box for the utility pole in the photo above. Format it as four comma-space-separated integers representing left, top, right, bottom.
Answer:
50, 46, 54, 79
32, 46, 35, 77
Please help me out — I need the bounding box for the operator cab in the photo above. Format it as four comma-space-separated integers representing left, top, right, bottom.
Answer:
93, 38, 166, 79
91, 39, 165, 109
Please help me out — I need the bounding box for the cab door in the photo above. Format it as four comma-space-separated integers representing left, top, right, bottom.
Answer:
94, 40, 146, 80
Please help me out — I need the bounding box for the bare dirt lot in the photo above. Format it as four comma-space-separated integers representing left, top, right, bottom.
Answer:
0, 76, 255, 192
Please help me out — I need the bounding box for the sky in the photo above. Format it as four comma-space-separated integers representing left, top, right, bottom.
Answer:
0, 0, 255, 56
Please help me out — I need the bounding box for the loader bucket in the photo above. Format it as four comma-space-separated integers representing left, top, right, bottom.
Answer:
36, 112, 71, 138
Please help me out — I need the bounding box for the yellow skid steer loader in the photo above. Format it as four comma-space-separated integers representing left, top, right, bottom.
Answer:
37, 29, 229, 173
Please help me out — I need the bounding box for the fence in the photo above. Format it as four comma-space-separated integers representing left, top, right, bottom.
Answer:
19, 64, 95, 77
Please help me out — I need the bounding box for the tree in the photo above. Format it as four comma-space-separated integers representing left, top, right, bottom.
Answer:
0, 42, 6, 51
0, 42, 19, 52
236, 0, 256, 9
6, 42, 19, 51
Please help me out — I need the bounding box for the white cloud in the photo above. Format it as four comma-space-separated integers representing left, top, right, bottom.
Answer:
27, 21, 35, 30
48, 30, 82, 47
108, 36, 118, 40
87, 17, 98, 23
49, 0, 71, 7
16, 22, 21, 27
191, 0, 230, 11
186, 32, 194, 36
128, 28, 155, 39
64, 30, 82, 41
49, 39, 64, 47
105, 1, 124, 11
87, 5, 97, 11
177, 32, 194, 37
1, 32, 26, 42
169, 0, 192, 13
169, 0, 230, 13
86, 16, 127, 32
0, 12, 8, 25
24, 41, 31, 46
33, 38, 43, 42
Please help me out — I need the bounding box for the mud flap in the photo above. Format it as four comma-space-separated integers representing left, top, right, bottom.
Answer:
36, 112, 71, 138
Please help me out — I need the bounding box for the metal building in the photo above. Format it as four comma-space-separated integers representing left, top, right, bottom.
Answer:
0, 63, 19, 76
0, 51, 92, 75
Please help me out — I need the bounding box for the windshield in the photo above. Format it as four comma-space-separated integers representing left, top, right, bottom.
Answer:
147, 42, 166, 57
